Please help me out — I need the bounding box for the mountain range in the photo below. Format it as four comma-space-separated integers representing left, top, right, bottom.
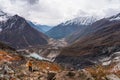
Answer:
46, 16, 97, 39
55, 13, 120, 68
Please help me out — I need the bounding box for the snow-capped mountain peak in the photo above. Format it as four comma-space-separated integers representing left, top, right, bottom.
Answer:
63, 16, 97, 26
2, 15, 27, 30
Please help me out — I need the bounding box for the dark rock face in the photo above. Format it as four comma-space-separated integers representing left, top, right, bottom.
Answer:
55, 14, 120, 68
0, 41, 15, 51
0, 15, 48, 49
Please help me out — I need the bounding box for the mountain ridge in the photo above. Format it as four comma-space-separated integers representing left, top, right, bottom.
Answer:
0, 14, 48, 49
55, 13, 120, 68
46, 16, 97, 39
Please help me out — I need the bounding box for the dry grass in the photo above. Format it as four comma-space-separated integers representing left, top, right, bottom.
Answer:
85, 64, 120, 80
0, 50, 21, 63
32, 60, 62, 72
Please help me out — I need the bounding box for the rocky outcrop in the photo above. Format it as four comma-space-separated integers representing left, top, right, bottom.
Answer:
106, 74, 120, 80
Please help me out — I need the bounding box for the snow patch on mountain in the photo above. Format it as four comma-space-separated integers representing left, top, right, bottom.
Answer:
0, 10, 10, 22
0, 16, 8, 21
110, 17, 120, 21
100, 51, 120, 66
102, 60, 111, 66
109, 13, 120, 21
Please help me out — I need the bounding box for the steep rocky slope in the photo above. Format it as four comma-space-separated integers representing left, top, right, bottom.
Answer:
0, 15, 48, 49
66, 13, 120, 43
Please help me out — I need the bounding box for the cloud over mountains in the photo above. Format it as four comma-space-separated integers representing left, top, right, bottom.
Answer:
0, 0, 120, 26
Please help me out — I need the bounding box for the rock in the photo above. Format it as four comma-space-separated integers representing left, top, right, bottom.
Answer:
47, 72, 56, 80
106, 74, 120, 80
80, 69, 95, 80
66, 71, 75, 77
0, 63, 14, 74
54, 70, 95, 80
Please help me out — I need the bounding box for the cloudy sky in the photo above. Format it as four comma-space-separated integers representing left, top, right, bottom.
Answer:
0, 0, 120, 26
